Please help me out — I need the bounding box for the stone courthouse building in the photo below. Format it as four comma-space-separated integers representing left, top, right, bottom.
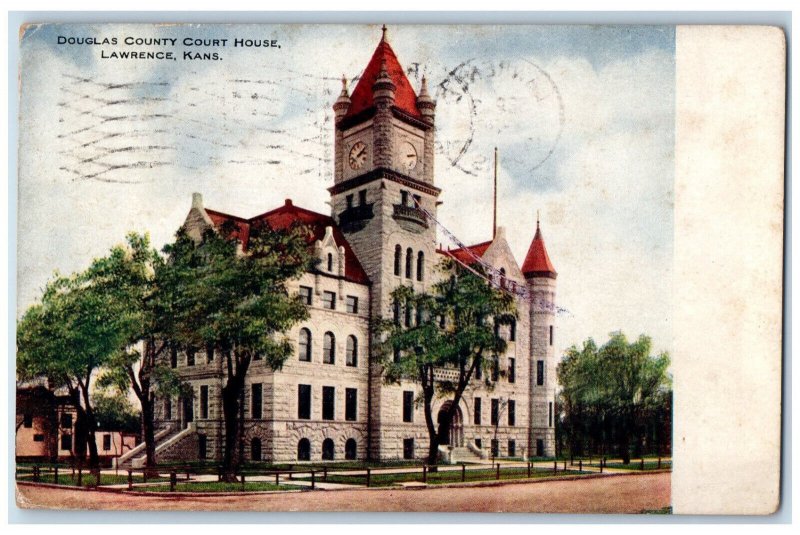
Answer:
122, 30, 559, 467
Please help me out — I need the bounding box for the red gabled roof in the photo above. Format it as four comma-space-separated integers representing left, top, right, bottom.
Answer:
521, 225, 558, 279
344, 37, 421, 120
437, 240, 493, 266
204, 200, 370, 285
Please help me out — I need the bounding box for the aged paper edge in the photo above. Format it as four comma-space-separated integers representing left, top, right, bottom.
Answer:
672, 25, 785, 515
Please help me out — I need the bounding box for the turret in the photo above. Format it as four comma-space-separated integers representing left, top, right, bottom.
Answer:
416, 76, 436, 124
333, 75, 351, 122
523, 219, 558, 458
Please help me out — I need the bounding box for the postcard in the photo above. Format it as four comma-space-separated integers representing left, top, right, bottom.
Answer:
13, 22, 785, 515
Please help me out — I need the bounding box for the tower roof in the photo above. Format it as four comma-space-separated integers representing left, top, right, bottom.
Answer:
521, 223, 558, 279
344, 33, 421, 120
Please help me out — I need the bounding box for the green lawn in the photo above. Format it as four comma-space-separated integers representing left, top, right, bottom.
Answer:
138, 481, 303, 493
155, 459, 427, 474
320, 467, 585, 487
602, 461, 671, 471
17, 472, 169, 486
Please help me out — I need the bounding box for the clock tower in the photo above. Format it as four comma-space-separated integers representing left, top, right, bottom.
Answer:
329, 28, 440, 459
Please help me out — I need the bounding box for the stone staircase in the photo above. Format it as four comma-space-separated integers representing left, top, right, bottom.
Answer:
114, 423, 197, 469
438, 443, 488, 464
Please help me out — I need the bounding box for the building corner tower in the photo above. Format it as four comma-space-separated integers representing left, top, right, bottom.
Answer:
522, 219, 558, 457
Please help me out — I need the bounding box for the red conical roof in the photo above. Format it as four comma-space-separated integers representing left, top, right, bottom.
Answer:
521, 223, 557, 279
344, 36, 421, 120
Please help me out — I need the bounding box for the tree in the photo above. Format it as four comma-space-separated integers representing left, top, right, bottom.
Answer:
378, 259, 515, 465
87, 233, 185, 475
92, 390, 141, 434
160, 221, 313, 480
557, 332, 671, 463
17, 271, 132, 468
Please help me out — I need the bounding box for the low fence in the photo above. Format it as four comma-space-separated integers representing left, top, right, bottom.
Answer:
15, 456, 670, 493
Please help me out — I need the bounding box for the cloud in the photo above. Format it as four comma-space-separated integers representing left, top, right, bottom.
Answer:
16, 24, 674, 358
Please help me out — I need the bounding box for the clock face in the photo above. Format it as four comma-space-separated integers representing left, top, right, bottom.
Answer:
348, 141, 368, 170
399, 141, 418, 171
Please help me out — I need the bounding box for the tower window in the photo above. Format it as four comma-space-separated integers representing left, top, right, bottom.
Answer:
509, 319, 516, 341
416, 251, 424, 282
537, 360, 545, 386
549, 325, 554, 346
549, 402, 554, 428
359, 189, 367, 206
412, 194, 421, 207
251, 383, 263, 419
346, 194, 354, 209
394, 245, 402, 276
491, 399, 499, 425
508, 358, 516, 383
327, 253, 334, 272
508, 400, 515, 426
200, 385, 209, 419
474, 398, 482, 425
401, 190, 409, 206
405, 247, 413, 279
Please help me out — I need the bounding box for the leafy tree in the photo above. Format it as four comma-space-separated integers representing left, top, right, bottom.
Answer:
377, 259, 515, 465
557, 332, 671, 463
160, 221, 313, 480
92, 390, 141, 433
87, 233, 185, 475
17, 271, 132, 468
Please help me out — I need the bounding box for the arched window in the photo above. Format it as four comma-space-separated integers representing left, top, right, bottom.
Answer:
251, 437, 262, 461
297, 438, 311, 461
417, 251, 424, 282
346, 335, 358, 367
394, 245, 402, 276
299, 328, 312, 362
327, 253, 334, 272
322, 438, 335, 460
323, 332, 335, 364
499, 267, 507, 289
345, 438, 357, 460
405, 248, 413, 279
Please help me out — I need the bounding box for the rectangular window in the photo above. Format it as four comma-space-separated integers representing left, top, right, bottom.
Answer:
403, 391, 414, 423
549, 402, 554, 428
322, 291, 336, 310
23, 414, 32, 428
473, 398, 482, 425
491, 439, 499, 458
476, 357, 482, 380
346, 295, 358, 314
400, 190, 409, 206
491, 399, 499, 425
33, 434, 45, 442
549, 325, 554, 346
103, 434, 111, 451
165, 398, 172, 420
187, 349, 195, 367
508, 400, 516, 426
322, 386, 335, 421
198, 434, 207, 459
412, 194, 421, 207
299, 285, 312, 305
346, 194, 353, 209
200, 385, 209, 419
345, 388, 357, 421
508, 440, 516, 457
252, 383, 263, 419
60, 413, 73, 428
491, 357, 499, 381
170, 346, 177, 368
475, 438, 482, 449
509, 320, 516, 342
359, 189, 367, 206
536, 439, 544, 457
537, 360, 545, 386
403, 438, 414, 460
206, 344, 214, 363
508, 358, 516, 383
298, 384, 311, 420
60, 434, 72, 451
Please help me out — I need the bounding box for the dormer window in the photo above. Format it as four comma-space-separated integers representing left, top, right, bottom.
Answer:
327, 252, 334, 272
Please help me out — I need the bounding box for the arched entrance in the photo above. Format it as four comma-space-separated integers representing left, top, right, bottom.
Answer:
437, 401, 464, 447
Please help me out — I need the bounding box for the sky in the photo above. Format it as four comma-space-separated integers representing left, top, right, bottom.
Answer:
17, 23, 675, 358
